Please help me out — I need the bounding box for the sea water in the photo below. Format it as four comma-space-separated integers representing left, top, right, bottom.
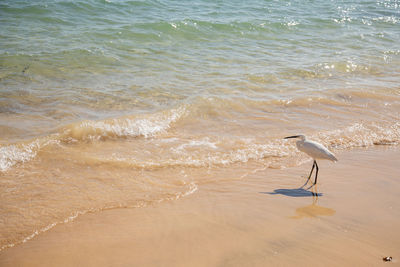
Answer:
1, 0, 399, 250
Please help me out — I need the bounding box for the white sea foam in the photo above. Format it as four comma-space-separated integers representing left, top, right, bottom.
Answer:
0, 141, 40, 171
316, 122, 400, 149
175, 138, 218, 151
65, 106, 186, 141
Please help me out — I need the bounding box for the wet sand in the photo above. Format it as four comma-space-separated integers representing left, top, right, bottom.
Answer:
1, 146, 399, 266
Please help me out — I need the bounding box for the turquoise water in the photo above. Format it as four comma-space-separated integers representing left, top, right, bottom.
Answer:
1, 0, 400, 250
1, 1, 399, 136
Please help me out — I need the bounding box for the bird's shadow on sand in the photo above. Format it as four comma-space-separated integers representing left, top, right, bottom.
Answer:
261, 183, 323, 197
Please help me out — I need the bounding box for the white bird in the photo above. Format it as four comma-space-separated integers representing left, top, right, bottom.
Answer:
284, 135, 337, 184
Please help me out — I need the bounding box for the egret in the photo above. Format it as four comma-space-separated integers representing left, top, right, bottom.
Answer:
284, 135, 337, 184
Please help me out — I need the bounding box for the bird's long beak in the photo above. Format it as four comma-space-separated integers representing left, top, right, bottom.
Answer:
284, 135, 300, 139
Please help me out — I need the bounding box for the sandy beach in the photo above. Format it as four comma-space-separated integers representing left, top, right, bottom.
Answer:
1, 146, 399, 266
2, 1, 400, 266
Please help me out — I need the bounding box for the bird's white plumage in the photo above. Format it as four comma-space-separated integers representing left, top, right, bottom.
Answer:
284, 134, 337, 184
284, 134, 337, 162
296, 139, 337, 162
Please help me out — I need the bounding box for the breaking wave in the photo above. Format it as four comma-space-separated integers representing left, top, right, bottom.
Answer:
0, 106, 186, 171
0, 141, 41, 172
61, 106, 186, 141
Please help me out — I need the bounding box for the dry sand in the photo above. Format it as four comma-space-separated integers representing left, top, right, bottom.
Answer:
1, 146, 399, 266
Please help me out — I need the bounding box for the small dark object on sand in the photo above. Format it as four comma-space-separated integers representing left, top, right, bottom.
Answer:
383, 256, 392, 262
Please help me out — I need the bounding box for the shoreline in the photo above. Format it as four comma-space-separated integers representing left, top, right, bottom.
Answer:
1, 146, 399, 266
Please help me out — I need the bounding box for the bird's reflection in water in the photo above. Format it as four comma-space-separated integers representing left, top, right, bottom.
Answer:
291, 185, 336, 219
265, 184, 335, 219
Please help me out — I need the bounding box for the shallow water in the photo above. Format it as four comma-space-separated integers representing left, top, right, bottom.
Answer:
1, 0, 400, 250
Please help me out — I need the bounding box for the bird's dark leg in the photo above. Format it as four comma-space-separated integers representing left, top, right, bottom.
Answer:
307, 160, 316, 182
314, 161, 319, 184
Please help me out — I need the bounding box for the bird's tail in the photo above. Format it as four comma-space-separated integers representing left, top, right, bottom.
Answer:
329, 153, 338, 162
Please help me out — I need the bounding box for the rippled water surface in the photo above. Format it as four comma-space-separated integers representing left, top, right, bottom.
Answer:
1, 0, 400, 250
